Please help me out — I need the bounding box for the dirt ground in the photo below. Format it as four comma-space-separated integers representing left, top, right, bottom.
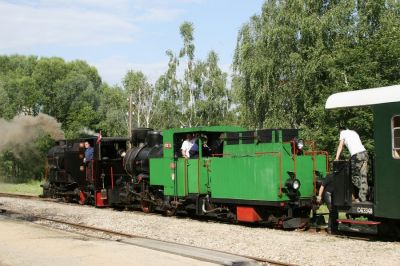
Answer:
0, 216, 217, 266
1, 197, 400, 266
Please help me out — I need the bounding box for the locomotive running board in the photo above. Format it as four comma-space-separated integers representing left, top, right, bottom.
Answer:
337, 219, 381, 225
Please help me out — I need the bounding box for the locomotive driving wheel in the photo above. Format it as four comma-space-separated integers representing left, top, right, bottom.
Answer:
164, 207, 176, 217
140, 200, 153, 213
140, 191, 153, 213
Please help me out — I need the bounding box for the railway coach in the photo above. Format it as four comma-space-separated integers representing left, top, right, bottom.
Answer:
325, 84, 400, 236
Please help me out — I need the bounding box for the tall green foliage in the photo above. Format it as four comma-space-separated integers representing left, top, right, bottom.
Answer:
155, 21, 233, 128
97, 84, 128, 137
123, 70, 159, 128
233, 0, 400, 151
0, 55, 103, 132
0, 55, 106, 181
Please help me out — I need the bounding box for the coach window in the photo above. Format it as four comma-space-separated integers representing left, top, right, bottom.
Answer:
393, 115, 400, 159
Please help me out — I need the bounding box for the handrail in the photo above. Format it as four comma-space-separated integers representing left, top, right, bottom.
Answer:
184, 158, 187, 195
197, 159, 200, 193
110, 166, 114, 189
303, 150, 330, 172
303, 150, 330, 193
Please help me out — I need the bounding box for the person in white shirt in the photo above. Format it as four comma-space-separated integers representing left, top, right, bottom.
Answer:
181, 134, 194, 159
335, 126, 369, 202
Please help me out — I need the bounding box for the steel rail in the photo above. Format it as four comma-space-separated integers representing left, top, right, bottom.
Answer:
0, 193, 377, 242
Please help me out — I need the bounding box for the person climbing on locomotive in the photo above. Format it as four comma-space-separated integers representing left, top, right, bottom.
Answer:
84, 141, 94, 181
317, 174, 338, 234
181, 133, 194, 159
335, 126, 369, 202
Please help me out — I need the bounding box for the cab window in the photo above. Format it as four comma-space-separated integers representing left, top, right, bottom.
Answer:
101, 141, 127, 159
392, 115, 400, 159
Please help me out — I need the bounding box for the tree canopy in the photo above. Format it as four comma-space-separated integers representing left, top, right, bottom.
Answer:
233, 0, 400, 152
154, 21, 234, 128
0, 55, 126, 181
1, 1, 400, 181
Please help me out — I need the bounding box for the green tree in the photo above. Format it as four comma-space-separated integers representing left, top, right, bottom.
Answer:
123, 70, 159, 128
196, 51, 232, 125
0, 55, 105, 181
97, 84, 128, 137
32, 58, 102, 130
0, 55, 41, 117
233, 0, 400, 152
156, 21, 234, 128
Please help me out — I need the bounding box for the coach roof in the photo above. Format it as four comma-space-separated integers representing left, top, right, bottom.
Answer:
325, 84, 400, 109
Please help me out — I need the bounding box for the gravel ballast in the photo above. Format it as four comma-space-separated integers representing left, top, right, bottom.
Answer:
1, 197, 399, 265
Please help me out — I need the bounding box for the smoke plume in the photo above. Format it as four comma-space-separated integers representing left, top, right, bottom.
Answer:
0, 113, 65, 153
79, 127, 99, 136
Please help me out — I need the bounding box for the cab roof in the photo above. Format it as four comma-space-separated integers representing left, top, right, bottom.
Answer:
163, 125, 246, 134
325, 84, 400, 109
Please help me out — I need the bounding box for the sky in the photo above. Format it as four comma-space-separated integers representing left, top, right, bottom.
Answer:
0, 0, 264, 85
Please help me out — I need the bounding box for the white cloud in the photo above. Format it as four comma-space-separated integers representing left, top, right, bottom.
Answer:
0, 1, 137, 50
38, 0, 131, 10
135, 8, 184, 22
0, 0, 208, 84
0, 0, 190, 50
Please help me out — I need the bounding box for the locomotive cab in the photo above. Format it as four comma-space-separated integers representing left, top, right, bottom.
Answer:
173, 131, 224, 158
83, 137, 130, 207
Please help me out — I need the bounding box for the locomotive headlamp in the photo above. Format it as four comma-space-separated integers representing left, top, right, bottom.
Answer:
292, 179, 300, 190
286, 178, 301, 191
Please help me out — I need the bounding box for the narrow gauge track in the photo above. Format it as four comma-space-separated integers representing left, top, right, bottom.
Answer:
0, 195, 296, 266
0, 193, 376, 242
0, 192, 40, 200
0, 208, 294, 266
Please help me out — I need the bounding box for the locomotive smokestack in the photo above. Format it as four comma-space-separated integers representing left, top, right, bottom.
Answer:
0, 113, 65, 153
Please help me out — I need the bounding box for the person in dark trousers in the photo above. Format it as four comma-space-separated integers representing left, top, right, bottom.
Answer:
84, 141, 94, 182
317, 174, 338, 234
335, 126, 369, 202
201, 135, 212, 157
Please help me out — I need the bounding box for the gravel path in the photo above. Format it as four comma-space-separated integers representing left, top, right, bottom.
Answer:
1, 197, 399, 266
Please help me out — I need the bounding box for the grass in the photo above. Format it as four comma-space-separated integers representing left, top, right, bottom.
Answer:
0, 180, 43, 196
315, 203, 348, 220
